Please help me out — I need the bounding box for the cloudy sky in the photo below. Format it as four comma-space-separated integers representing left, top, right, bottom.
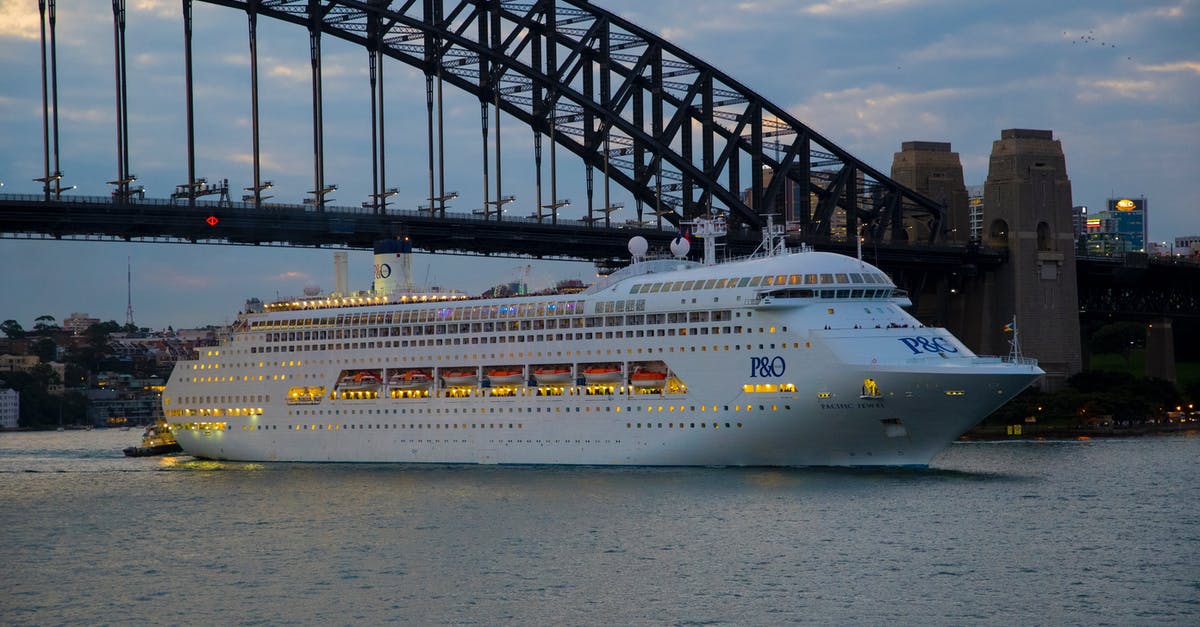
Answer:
0, 0, 1196, 330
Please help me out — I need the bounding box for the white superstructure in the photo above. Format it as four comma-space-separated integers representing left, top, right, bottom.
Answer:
163, 223, 1041, 467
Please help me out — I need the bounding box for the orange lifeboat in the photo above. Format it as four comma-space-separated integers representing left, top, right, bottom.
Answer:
533, 367, 573, 385
441, 370, 479, 388
486, 368, 525, 386
582, 365, 623, 384
630, 369, 667, 389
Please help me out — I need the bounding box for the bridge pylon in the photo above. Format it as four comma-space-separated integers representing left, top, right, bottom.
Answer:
889, 141, 978, 347
981, 129, 1082, 391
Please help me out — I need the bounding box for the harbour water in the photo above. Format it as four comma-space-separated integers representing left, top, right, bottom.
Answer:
2, 429, 1197, 625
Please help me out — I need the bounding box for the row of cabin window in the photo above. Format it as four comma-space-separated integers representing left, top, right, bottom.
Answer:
249, 300, 587, 330
766, 288, 896, 300
258, 310, 738, 343
630, 271, 890, 294
249, 326, 749, 353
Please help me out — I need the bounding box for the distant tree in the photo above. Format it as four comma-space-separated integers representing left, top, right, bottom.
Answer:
1068, 370, 1135, 394
30, 337, 58, 363
1183, 379, 1200, 406
1088, 322, 1145, 361
32, 314, 58, 334
1, 319, 24, 339
5, 365, 64, 428
64, 362, 90, 389
70, 322, 120, 373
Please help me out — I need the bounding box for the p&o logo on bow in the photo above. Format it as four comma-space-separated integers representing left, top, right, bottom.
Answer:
898, 336, 959, 355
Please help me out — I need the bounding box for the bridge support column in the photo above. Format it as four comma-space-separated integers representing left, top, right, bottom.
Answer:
890, 141, 969, 243
982, 129, 1082, 391
890, 141, 976, 343
1146, 319, 1176, 382
182, 0, 196, 207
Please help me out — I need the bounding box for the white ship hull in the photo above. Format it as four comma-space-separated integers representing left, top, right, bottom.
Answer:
164, 249, 1042, 467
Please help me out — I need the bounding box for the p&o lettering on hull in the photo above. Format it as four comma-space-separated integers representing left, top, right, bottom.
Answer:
749, 356, 786, 378
898, 336, 959, 355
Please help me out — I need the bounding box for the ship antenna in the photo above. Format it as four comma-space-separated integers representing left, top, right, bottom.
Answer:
1007, 315, 1023, 361
125, 255, 134, 327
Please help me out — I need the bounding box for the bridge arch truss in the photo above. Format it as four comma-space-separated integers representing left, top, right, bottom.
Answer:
200, 0, 943, 241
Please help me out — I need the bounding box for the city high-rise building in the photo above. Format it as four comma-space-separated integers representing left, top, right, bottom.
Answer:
0, 386, 18, 430
967, 185, 984, 241
741, 170, 851, 241
1176, 236, 1200, 256
1083, 197, 1147, 255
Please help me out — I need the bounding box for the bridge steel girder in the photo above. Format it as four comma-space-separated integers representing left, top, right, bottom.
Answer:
1077, 257, 1200, 322
197, 0, 945, 242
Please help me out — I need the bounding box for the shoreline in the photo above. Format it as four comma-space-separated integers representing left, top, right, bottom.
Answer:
963, 421, 1199, 441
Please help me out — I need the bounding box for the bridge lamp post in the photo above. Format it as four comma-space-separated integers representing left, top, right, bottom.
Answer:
242, 180, 273, 206
305, 184, 337, 208
364, 187, 398, 212
34, 172, 64, 199
107, 175, 141, 201
419, 192, 457, 216
535, 199, 569, 224
477, 195, 515, 221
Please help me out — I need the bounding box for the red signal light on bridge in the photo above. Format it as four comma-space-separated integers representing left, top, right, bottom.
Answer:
206, 215, 219, 227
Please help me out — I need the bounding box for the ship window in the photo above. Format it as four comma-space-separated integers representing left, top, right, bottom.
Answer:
837, 290, 850, 298
851, 289, 864, 298
850, 273, 864, 283
715, 278, 729, 289
704, 279, 718, 289
817, 274, 832, 284
748, 276, 762, 287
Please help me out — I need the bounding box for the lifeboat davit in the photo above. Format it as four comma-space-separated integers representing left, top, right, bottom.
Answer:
533, 367, 573, 385
486, 369, 525, 386
630, 370, 667, 389
582, 366, 623, 384
388, 370, 432, 390
441, 370, 479, 388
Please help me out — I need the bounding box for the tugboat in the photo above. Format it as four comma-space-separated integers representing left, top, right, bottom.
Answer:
123, 419, 183, 457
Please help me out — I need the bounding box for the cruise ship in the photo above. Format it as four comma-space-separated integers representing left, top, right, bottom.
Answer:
163, 219, 1042, 466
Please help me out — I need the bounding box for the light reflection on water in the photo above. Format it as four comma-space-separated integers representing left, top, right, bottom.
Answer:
1, 429, 1197, 625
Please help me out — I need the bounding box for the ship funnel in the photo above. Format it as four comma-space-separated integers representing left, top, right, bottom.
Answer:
373, 237, 415, 295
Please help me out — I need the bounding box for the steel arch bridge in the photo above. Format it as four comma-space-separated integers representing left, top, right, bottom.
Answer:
196, 0, 944, 242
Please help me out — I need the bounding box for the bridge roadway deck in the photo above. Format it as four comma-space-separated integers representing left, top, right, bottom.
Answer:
0, 194, 997, 270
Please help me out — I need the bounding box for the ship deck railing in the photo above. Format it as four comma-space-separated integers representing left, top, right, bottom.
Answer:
971, 355, 1040, 367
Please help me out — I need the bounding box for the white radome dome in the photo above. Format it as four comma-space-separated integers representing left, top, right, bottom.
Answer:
627, 236, 649, 257
670, 236, 690, 258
